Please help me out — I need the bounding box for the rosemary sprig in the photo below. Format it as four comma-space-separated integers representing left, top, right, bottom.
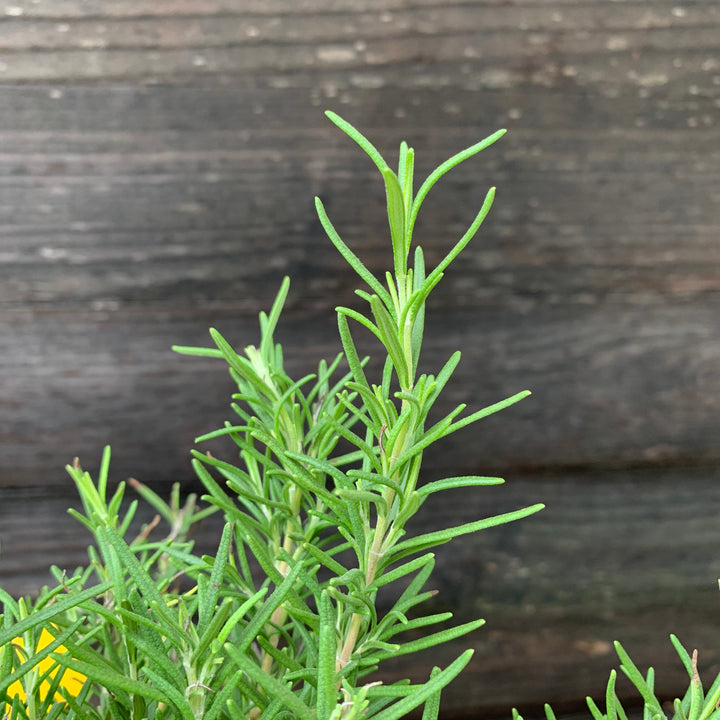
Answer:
0, 112, 542, 720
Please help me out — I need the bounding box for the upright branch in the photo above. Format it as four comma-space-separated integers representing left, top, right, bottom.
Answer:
316, 111, 542, 682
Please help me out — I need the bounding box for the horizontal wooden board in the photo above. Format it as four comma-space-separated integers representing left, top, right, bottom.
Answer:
2, 297, 719, 487
0, 0, 717, 83
0, 83, 718, 487
1, 466, 719, 715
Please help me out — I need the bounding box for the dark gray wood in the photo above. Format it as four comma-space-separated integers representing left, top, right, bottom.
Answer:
1, 1, 719, 716
2, 300, 719, 487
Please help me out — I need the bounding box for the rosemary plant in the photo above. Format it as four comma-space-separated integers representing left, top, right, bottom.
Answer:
515, 634, 720, 720
0, 112, 543, 719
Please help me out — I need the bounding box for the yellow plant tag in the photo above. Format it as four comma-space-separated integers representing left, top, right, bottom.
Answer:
5, 627, 86, 706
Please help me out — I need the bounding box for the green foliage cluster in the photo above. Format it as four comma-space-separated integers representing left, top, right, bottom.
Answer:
0, 112, 543, 719
516, 634, 720, 720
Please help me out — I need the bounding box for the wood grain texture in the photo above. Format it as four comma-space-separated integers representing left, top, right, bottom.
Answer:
1, 82, 718, 483
1, 1, 719, 716
0, 1, 718, 84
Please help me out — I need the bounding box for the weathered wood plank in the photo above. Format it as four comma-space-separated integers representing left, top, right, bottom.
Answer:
0, 83, 718, 135
0, 81, 717, 487
0, 8, 717, 54
0, 0, 716, 16
0, 1, 717, 82
2, 298, 719, 487
2, 466, 719, 714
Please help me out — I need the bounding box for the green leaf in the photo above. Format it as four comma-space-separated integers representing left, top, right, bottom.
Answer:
400, 144, 415, 216
346, 469, 402, 496
676, 698, 690, 720
58, 683, 99, 720
671, 634, 695, 679
428, 351, 462, 404
277, 452, 349, 517
417, 475, 504, 497
97, 445, 111, 504
208, 328, 252, 381
371, 649, 474, 720
325, 110, 389, 174
172, 344, 224, 358
615, 641, 665, 716
53, 654, 168, 708
198, 522, 233, 635
272, 373, 316, 437
192, 458, 238, 517
128, 479, 172, 527
401, 283, 444, 350
393, 618, 485, 657
409, 129, 506, 236
95, 525, 126, 606
257, 642, 305, 682
397, 141, 409, 205
215, 588, 268, 646
143, 666, 197, 720
224, 643, 314, 720
325, 414, 382, 474
100, 524, 175, 628
338, 314, 371, 393
283, 451, 346, 492
388, 404, 466, 472
586, 696, 606, 720
421, 667, 442, 720
370, 295, 409, 387
389, 504, 545, 562
617, 693, 630, 720
607, 670, 618, 720
234, 560, 305, 655
260, 276, 291, 357
386, 612, 453, 636
0, 588, 20, 619
422, 187, 497, 298
111, 622, 184, 687
410, 246, 426, 369
372, 553, 435, 589
336, 488, 387, 516
341, 381, 387, 432
382, 167, 407, 275
317, 590, 338, 720
336, 307, 383, 342
445, 389, 531, 435
0, 582, 112, 648
94, 598, 185, 653
699, 663, 720, 720
316, 197, 391, 307
689, 655, 704, 720
391, 551, 436, 615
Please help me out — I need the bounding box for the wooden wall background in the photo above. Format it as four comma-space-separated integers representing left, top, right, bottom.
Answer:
1, 1, 719, 717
